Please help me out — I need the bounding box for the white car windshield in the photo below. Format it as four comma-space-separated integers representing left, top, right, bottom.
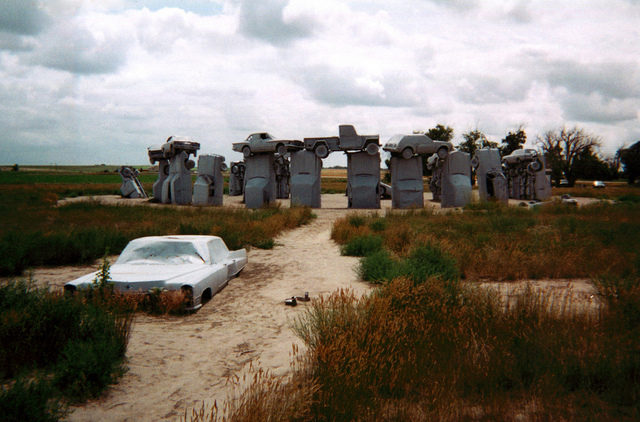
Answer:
116, 241, 206, 265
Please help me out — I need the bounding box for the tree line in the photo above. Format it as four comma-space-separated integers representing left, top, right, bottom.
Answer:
411, 124, 639, 186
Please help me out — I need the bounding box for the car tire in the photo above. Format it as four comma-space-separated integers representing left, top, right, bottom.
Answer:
528, 158, 542, 173
242, 146, 251, 158
365, 142, 380, 155
315, 143, 329, 159
401, 147, 414, 160
437, 147, 449, 159
276, 143, 287, 156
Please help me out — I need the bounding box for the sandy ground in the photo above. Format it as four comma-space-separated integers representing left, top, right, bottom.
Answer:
38, 195, 376, 422
12, 193, 599, 421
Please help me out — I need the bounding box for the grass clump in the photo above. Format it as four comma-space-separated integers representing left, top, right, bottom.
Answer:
359, 243, 459, 285
340, 234, 383, 257
358, 249, 402, 283
0, 277, 134, 420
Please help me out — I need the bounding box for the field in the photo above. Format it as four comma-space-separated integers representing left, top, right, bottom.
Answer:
1, 165, 639, 421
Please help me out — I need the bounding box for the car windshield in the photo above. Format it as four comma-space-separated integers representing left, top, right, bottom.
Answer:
116, 241, 206, 265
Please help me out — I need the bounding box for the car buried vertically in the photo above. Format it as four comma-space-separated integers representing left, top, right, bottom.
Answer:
64, 235, 247, 310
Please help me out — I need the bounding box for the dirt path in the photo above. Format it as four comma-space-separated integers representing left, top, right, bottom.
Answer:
63, 208, 370, 422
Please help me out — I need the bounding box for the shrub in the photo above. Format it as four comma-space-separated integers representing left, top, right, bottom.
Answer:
340, 234, 383, 257
401, 243, 460, 284
0, 279, 134, 420
358, 249, 402, 283
0, 378, 65, 422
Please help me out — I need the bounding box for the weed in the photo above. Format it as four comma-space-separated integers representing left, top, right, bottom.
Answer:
340, 234, 383, 256
0, 279, 134, 420
0, 378, 66, 422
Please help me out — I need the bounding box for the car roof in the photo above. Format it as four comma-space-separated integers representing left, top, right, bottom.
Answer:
128, 235, 223, 246
388, 134, 431, 143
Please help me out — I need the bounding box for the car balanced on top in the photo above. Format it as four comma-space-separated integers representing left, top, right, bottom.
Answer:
303, 124, 380, 159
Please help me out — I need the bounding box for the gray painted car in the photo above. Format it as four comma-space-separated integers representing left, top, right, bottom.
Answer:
383, 134, 453, 160
64, 235, 247, 311
232, 133, 302, 158
304, 125, 380, 159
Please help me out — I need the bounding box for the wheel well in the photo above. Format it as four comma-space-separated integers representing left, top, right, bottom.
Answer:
181, 285, 194, 307
201, 287, 212, 303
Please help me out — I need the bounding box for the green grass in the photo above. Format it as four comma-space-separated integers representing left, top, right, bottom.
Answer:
340, 234, 383, 256
0, 278, 135, 420
0, 184, 313, 277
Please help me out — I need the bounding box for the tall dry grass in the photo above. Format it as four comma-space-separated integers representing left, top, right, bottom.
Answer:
333, 201, 640, 280
201, 274, 638, 421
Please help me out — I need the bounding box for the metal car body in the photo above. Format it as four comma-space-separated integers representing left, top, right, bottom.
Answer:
232, 133, 302, 158
502, 148, 541, 166
64, 235, 247, 311
383, 134, 453, 160
593, 180, 606, 188
304, 125, 380, 158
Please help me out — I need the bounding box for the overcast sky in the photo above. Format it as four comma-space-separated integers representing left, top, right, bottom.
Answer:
1, 0, 638, 166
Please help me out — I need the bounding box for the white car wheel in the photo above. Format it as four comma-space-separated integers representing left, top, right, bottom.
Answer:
276, 143, 287, 156
437, 147, 448, 159
242, 146, 251, 158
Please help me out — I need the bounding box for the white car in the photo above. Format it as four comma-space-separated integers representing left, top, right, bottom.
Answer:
64, 235, 247, 310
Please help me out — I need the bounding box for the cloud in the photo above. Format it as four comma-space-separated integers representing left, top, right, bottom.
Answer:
0, 32, 37, 51
295, 64, 422, 107
0, 0, 50, 35
26, 16, 131, 74
237, 0, 316, 45
562, 92, 639, 123
543, 59, 640, 100
456, 73, 532, 104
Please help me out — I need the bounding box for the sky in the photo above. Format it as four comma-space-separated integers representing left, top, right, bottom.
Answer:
1, 0, 639, 167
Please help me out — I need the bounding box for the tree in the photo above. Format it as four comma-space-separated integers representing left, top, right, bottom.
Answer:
458, 129, 495, 156
620, 141, 640, 184
536, 126, 601, 187
501, 127, 527, 156
572, 146, 615, 181
426, 124, 454, 143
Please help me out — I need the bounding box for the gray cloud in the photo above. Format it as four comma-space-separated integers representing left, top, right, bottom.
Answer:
505, 1, 532, 23
237, 0, 315, 45
0, 32, 37, 51
27, 23, 130, 74
543, 60, 640, 100
562, 93, 638, 123
0, 0, 49, 35
456, 73, 532, 104
296, 65, 421, 107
